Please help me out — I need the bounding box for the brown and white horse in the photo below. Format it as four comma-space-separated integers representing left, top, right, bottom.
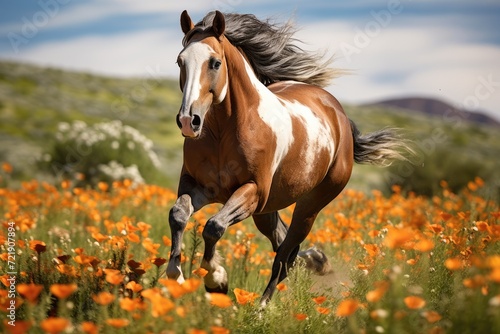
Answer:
167, 10, 411, 306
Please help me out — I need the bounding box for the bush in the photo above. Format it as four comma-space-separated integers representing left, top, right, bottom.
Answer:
383, 146, 497, 196
42, 120, 163, 186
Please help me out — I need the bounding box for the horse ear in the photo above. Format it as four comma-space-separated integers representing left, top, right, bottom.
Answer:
212, 10, 225, 38
180, 10, 194, 35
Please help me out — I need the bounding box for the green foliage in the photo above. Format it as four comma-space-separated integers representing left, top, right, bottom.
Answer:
384, 146, 498, 196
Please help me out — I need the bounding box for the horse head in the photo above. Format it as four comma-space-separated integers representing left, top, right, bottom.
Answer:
176, 10, 228, 138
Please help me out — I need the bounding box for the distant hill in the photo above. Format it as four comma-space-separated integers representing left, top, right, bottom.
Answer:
364, 97, 500, 127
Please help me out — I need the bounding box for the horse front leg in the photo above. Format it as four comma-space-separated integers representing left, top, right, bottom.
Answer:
166, 176, 209, 283
201, 183, 259, 293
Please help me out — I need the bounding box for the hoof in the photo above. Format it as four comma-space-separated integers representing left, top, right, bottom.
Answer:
205, 283, 228, 294
298, 247, 332, 275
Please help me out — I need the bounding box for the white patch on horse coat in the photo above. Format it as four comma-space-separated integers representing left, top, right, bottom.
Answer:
241, 55, 335, 176
179, 42, 215, 116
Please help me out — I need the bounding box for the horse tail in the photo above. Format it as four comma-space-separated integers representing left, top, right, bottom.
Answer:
350, 119, 415, 167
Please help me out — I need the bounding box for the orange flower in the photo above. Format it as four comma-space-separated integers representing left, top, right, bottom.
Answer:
3, 320, 32, 334
404, 296, 426, 309
234, 288, 259, 305
294, 313, 308, 321
259, 269, 271, 276
188, 329, 207, 334
192, 267, 208, 278
384, 227, 414, 249
81, 321, 99, 334
211, 326, 230, 334
162, 235, 172, 247
17, 283, 44, 303
40, 317, 70, 334
182, 278, 202, 293
316, 306, 331, 315
120, 297, 141, 312
29, 240, 47, 253
159, 279, 185, 298
422, 310, 442, 323
444, 258, 463, 271
312, 296, 327, 305
366, 281, 389, 303
50, 283, 78, 299
2, 162, 13, 173
106, 318, 130, 328
276, 283, 287, 291
104, 269, 124, 285
92, 291, 115, 305
123, 280, 141, 293
414, 238, 434, 252
141, 289, 175, 317
364, 244, 380, 257
336, 299, 359, 317
209, 293, 232, 308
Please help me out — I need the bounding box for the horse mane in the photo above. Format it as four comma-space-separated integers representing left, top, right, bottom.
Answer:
187, 11, 343, 87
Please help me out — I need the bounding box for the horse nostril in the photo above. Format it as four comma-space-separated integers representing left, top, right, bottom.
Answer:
176, 114, 182, 129
192, 114, 201, 129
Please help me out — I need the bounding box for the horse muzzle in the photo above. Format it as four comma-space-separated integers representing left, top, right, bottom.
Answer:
176, 114, 202, 138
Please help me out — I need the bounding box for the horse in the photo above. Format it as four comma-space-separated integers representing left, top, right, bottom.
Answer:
166, 10, 412, 306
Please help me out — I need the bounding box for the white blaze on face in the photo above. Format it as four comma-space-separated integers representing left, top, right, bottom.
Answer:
179, 42, 215, 115
240, 54, 335, 176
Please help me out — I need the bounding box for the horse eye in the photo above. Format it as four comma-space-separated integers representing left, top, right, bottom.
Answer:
210, 58, 222, 70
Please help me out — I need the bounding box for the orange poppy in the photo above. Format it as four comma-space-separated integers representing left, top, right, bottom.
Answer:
336, 299, 359, 317
40, 317, 70, 334
3, 319, 32, 334
187, 329, 207, 334
29, 240, 47, 253
104, 269, 124, 285
312, 296, 327, 305
294, 313, 308, 321
192, 267, 209, 278
162, 235, 172, 247
92, 291, 115, 305
234, 288, 259, 305
81, 321, 99, 334
211, 326, 230, 334
276, 283, 287, 291
106, 318, 130, 328
316, 306, 331, 315
17, 283, 44, 303
125, 281, 143, 293
2, 162, 13, 173
444, 258, 463, 271
404, 296, 426, 309
50, 283, 78, 299
414, 238, 435, 252
384, 227, 414, 249
422, 310, 442, 323
209, 293, 232, 308
182, 278, 202, 293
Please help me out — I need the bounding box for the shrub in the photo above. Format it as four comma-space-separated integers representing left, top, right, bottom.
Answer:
43, 120, 162, 186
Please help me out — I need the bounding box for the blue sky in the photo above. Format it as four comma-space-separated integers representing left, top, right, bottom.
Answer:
1, 0, 499, 120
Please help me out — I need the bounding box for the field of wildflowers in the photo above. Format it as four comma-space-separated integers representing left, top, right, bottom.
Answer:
1, 162, 499, 333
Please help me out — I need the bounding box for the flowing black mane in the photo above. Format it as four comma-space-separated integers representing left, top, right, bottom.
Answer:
186, 11, 342, 87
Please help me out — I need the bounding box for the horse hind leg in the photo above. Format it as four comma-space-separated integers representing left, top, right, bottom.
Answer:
252, 211, 289, 251
253, 211, 330, 275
